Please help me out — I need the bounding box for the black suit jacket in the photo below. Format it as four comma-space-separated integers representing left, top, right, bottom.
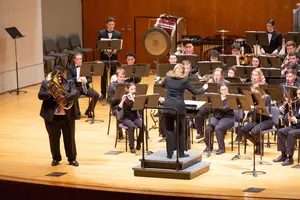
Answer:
262, 30, 282, 54
38, 80, 78, 122
98, 29, 122, 61
161, 76, 205, 115
67, 63, 92, 89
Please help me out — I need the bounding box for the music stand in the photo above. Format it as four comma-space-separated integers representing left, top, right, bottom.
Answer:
156, 63, 175, 77
97, 39, 122, 96
80, 62, 105, 124
258, 55, 271, 68
207, 83, 220, 93
246, 31, 269, 55
241, 91, 266, 177
266, 77, 286, 85
220, 55, 237, 67
123, 64, 150, 83
284, 32, 300, 46
197, 61, 223, 76
260, 68, 281, 77
176, 54, 198, 68
227, 94, 252, 160
235, 66, 254, 79
153, 84, 166, 97
263, 85, 285, 102
196, 93, 223, 157
5, 27, 26, 95
225, 77, 241, 83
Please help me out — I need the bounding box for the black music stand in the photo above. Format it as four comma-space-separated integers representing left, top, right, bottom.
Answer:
220, 55, 237, 67
235, 66, 254, 79
283, 85, 298, 100
246, 31, 269, 55
227, 94, 252, 160
242, 92, 266, 177
176, 54, 198, 68
207, 83, 220, 93
258, 55, 271, 68
263, 85, 285, 102
5, 27, 26, 95
97, 39, 122, 96
284, 32, 300, 46
123, 64, 150, 83
80, 61, 105, 124
228, 83, 251, 95
196, 93, 223, 157
156, 63, 175, 77
260, 68, 281, 77
197, 61, 223, 76
266, 77, 286, 85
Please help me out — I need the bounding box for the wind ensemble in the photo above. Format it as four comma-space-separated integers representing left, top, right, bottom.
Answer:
39, 15, 300, 168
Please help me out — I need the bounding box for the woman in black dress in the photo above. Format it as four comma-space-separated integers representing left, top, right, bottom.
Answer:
162, 64, 208, 159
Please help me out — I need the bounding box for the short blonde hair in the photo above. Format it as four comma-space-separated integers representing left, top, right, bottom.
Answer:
168, 64, 185, 79
116, 68, 126, 76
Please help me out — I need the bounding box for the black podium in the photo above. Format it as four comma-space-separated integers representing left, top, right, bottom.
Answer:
5, 27, 26, 95
80, 61, 105, 124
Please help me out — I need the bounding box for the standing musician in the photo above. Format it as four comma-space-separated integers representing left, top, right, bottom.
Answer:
161, 64, 208, 158
239, 84, 273, 155
67, 53, 100, 119
204, 85, 235, 155
38, 66, 79, 167
260, 19, 282, 55
117, 83, 143, 153
274, 87, 300, 166
108, 68, 127, 139
251, 56, 262, 68
98, 17, 122, 100
251, 68, 267, 85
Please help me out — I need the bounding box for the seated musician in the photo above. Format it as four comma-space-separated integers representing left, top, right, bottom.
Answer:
67, 53, 100, 118
251, 56, 262, 68
209, 49, 220, 61
281, 53, 300, 75
261, 19, 282, 55
182, 43, 195, 54
204, 85, 235, 155
227, 67, 237, 77
231, 43, 240, 56
154, 54, 177, 84
117, 83, 143, 153
111, 52, 141, 83
240, 84, 273, 155
108, 68, 127, 139
279, 69, 300, 95
161, 64, 208, 158
208, 68, 230, 84
280, 40, 297, 65
183, 60, 199, 79
251, 68, 267, 85
273, 87, 300, 166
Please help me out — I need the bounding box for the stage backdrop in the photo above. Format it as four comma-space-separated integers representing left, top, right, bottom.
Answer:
82, 0, 300, 65
0, 0, 44, 94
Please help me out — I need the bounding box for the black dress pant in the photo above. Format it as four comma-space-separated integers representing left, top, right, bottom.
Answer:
45, 116, 76, 162
205, 116, 235, 151
159, 111, 166, 138
101, 63, 117, 97
122, 118, 143, 149
240, 119, 273, 145
76, 87, 99, 113
277, 126, 300, 156
165, 114, 186, 156
195, 107, 208, 136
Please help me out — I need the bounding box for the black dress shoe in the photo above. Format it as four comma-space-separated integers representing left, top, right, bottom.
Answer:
273, 154, 287, 162
196, 133, 204, 139
136, 142, 141, 150
99, 95, 106, 101
51, 160, 60, 166
216, 149, 225, 155
203, 147, 212, 153
282, 158, 294, 166
69, 160, 79, 167
130, 148, 136, 154
85, 111, 93, 118
179, 153, 189, 158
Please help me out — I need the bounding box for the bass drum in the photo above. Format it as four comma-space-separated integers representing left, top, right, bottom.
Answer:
142, 14, 186, 58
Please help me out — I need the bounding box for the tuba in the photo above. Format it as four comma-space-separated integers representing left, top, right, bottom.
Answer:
46, 70, 74, 110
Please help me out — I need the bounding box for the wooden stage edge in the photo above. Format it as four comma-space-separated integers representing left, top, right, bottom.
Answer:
1, 76, 300, 200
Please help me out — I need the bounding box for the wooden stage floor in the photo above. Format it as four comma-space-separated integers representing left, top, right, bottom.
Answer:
0, 76, 300, 200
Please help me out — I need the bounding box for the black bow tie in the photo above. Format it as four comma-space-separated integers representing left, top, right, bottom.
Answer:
76, 66, 80, 68
268, 31, 273, 34
107, 30, 114, 33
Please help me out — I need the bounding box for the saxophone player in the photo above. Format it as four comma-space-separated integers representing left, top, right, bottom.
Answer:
274, 87, 300, 166
67, 53, 100, 119
38, 66, 79, 167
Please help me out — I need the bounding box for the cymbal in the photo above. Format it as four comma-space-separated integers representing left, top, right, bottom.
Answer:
216, 29, 230, 33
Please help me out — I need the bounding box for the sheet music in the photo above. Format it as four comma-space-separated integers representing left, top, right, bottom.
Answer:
159, 98, 206, 110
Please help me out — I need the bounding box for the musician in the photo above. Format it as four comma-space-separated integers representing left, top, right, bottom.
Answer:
182, 43, 195, 54
251, 56, 262, 68
280, 40, 297, 64
281, 54, 300, 75
98, 17, 122, 99
279, 69, 300, 95
274, 88, 300, 166
261, 19, 282, 54
204, 85, 235, 155
169, 53, 178, 64
231, 43, 240, 56
251, 68, 267, 85
161, 64, 208, 158
227, 67, 237, 78
108, 68, 127, 139
208, 49, 220, 61
208, 68, 230, 84
118, 83, 143, 153
67, 53, 100, 118
38, 66, 79, 167
240, 84, 273, 155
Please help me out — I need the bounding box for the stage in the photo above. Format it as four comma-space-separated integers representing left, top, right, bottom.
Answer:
0, 76, 300, 200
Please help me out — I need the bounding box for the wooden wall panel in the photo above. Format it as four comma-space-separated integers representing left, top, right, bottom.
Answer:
82, 0, 300, 63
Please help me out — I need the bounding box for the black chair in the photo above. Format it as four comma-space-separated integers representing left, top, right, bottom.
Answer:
57, 36, 80, 64
69, 34, 94, 61
44, 38, 69, 68
43, 55, 56, 74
